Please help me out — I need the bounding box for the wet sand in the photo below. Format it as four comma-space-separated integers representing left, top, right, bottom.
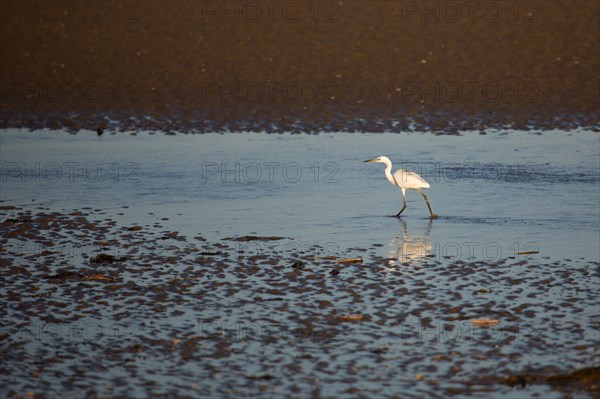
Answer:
1, 205, 598, 398
1, 0, 599, 133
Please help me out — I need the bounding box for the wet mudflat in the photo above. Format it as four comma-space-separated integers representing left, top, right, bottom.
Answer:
1, 1, 599, 133
0, 207, 598, 398
1, 129, 599, 398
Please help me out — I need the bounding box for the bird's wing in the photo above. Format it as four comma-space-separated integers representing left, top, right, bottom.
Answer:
393, 169, 430, 189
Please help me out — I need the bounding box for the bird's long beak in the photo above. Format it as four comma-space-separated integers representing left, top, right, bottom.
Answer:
364, 159, 376, 163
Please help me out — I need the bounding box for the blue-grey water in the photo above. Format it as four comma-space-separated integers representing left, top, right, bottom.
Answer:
1, 129, 599, 399
2, 129, 598, 261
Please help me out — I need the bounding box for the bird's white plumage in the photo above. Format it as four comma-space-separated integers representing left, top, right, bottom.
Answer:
364, 155, 438, 218
367, 156, 429, 190
391, 169, 430, 189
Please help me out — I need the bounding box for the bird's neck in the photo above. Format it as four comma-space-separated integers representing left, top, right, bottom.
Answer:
384, 162, 395, 185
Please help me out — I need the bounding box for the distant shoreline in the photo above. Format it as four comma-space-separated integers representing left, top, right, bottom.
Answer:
1, 0, 598, 133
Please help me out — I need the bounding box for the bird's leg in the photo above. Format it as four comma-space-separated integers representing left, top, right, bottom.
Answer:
393, 194, 407, 218
420, 192, 438, 219
393, 204, 406, 218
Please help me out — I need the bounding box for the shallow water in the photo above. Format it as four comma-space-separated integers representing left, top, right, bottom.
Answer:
1, 129, 599, 261
1, 129, 599, 398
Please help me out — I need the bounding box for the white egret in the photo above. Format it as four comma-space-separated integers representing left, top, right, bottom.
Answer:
364, 156, 438, 219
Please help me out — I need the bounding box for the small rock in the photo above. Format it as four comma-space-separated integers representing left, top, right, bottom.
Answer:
472, 319, 500, 327
338, 257, 362, 264
81, 274, 117, 282
90, 254, 127, 264
291, 261, 304, 270
338, 314, 363, 321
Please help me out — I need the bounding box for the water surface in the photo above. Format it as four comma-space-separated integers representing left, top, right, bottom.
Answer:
2, 129, 598, 261
1, 129, 598, 398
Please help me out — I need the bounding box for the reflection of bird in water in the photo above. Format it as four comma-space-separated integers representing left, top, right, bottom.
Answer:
388, 220, 433, 265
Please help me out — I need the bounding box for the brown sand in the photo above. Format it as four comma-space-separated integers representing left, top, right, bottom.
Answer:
0, 0, 598, 133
